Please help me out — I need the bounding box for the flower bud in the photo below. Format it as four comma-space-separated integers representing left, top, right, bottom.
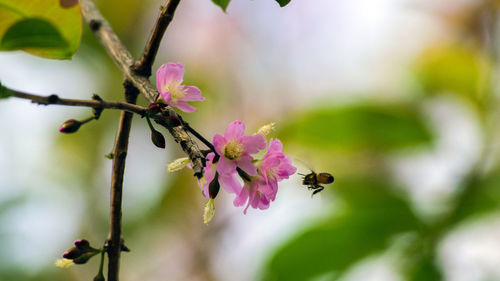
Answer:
62, 247, 80, 259
59, 119, 82, 133
167, 157, 190, 172
74, 239, 90, 250
256, 122, 276, 136
94, 274, 105, 281
73, 252, 98, 264
164, 115, 182, 127
203, 199, 215, 225
148, 103, 162, 114
151, 130, 166, 149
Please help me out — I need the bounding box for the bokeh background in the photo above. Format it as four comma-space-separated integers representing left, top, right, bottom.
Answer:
1, 0, 500, 280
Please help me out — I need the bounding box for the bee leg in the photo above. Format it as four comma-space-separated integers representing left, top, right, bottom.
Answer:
311, 186, 324, 197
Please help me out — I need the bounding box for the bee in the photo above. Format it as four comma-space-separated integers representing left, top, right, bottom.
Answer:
299, 171, 334, 196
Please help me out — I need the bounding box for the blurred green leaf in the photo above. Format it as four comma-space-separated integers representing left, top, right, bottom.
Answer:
0, 0, 82, 59
408, 255, 442, 281
1, 18, 68, 50
0, 82, 13, 99
275, 0, 291, 7
211, 0, 230, 11
278, 103, 433, 152
449, 170, 500, 224
413, 44, 491, 106
260, 179, 421, 281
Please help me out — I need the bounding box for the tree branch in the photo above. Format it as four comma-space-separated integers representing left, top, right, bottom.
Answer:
10, 89, 148, 116
107, 80, 139, 281
80, 0, 205, 177
132, 0, 182, 77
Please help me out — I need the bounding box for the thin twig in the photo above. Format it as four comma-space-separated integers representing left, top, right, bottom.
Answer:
132, 0, 182, 77
80, 0, 205, 177
11, 89, 148, 116
107, 80, 139, 281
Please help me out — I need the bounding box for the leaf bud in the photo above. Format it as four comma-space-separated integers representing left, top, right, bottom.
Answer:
151, 130, 166, 149
208, 173, 220, 199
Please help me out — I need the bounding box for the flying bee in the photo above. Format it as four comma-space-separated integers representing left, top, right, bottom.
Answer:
299, 171, 334, 196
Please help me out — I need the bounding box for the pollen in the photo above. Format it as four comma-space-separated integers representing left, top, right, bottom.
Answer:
223, 139, 244, 160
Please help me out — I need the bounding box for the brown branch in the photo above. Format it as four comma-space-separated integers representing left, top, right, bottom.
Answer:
80, 0, 205, 177
10, 89, 148, 116
132, 0, 182, 77
106, 80, 139, 281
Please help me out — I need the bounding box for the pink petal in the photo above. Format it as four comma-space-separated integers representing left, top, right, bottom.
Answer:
234, 186, 249, 207
163, 62, 185, 85
173, 101, 196, 113
225, 121, 245, 139
241, 134, 267, 154
182, 86, 205, 101
159, 90, 171, 103
217, 157, 237, 175
212, 134, 227, 155
219, 173, 242, 194
267, 139, 283, 154
156, 64, 168, 92
236, 155, 258, 176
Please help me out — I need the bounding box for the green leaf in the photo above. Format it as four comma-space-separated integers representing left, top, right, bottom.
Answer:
413, 44, 492, 107
275, 0, 291, 7
408, 255, 442, 281
449, 170, 500, 224
0, 82, 13, 99
260, 180, 421, 281
211, 0, 230, 11
0, 0, 82, 59
1, 18, 68, 50
278, 103, 433, 152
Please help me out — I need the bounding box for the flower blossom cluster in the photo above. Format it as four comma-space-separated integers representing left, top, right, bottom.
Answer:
200, 121, 296, 214
156, 63, 295, 218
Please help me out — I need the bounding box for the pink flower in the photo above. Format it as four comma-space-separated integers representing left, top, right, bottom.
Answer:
234, 139, 296, 214
156, 62, 204, 113
213, 121, 267, 177
199, 153, 242, 197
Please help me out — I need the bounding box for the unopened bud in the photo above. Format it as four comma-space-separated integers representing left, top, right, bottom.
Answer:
94, 274, 105, 281
148, 103, 162, 114
62, 247, 80, 259
73, 251, 99, 264
203, 198, 215, 225
167, 157, 190, 172
151, 130, 166, 149
74, 239, 90, 250
256, 122, 275, 136
208, 173, 220, 199
59, 119, 82, 133
164, 115, 182, 127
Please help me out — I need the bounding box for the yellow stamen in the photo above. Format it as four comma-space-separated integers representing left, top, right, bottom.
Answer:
223, 139, 244, 160
256, 122, 276, 136
162, 82, 185, 103
55, 258, 74, 268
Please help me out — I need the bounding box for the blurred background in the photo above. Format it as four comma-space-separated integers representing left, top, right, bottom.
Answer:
1, 0, 500, 280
